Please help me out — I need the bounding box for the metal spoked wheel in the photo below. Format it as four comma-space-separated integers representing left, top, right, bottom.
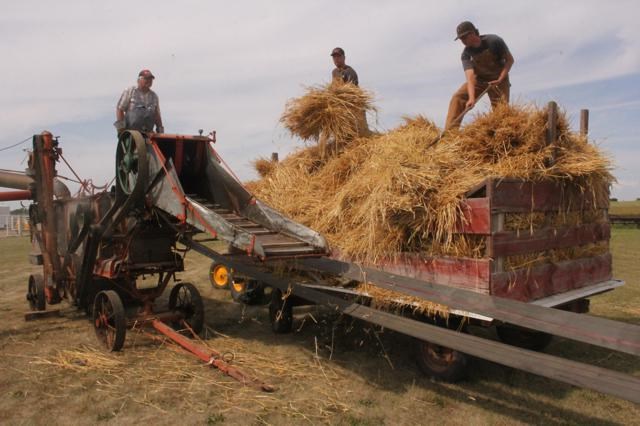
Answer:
93, 290, 126, 352
209, 262, 230, 290
269, 288, 293, 334
416, 340, 469, 382
27, 274, 46, 311
116, 130, 148, 197
169, 282, 204, 335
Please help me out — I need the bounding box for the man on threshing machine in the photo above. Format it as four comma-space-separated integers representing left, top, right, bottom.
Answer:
445, 21, 514, 130
114, 69, 164, 135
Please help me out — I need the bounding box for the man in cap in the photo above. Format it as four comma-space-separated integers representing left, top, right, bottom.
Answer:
444, 21, 514, 130
331, 47, 359, 86
115, 69, 164, 134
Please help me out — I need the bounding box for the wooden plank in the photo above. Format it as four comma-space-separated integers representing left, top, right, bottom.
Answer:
371, 254, 491, 293
185, 240, 640, 404
492, 222, 610, 257
491, 254, 612, 301
455, 197, 491, 234
298, 256, 640, 356
491, 180, 609, 212
24, 309, 62, 321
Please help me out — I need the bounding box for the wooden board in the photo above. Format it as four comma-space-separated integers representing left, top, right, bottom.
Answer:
297, 256, 639, 356
455, 197, 491, 234
372, 254, 491, 293
491, 254, 613, 301
491, 222, 610, 257
490, 180, 609, 213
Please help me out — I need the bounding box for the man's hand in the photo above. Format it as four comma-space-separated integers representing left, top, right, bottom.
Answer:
487, 78, 502, 86
465, 98, 476, 109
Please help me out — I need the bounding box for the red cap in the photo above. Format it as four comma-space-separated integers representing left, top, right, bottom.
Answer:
138, 69, 155, 79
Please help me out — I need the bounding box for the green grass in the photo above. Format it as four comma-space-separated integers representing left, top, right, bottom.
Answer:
591, 227, 640, 322
609, 200, 640, 216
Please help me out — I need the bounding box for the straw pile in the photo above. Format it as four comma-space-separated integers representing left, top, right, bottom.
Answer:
253, 85, 614, 266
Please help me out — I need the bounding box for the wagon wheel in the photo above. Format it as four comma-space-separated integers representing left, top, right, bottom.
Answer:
26, 274, 46, 311
269, 288, 293, 334
169, 282, 204, 334
209, 262, 230, 290
230, 275, 265, 305
93, 290, 126, 352
496, 324, 553, 351
116, 130, 148, 197
416, 340, 469, 382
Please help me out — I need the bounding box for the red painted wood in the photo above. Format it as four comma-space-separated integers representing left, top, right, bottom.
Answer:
491, 180, 609, 212
456, 198, 491, 234
492, 222, 610, 257
373, 254, 491, 293
491, 254, 612, 302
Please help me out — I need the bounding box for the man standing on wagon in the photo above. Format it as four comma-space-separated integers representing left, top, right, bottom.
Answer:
330, 47, 359, 86
444, 21, 514, 130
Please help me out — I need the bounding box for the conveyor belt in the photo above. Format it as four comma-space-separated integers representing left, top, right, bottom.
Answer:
187, 195, 323, 258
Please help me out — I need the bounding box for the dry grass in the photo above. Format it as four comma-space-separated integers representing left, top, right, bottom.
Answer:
280, 81, 375, 156
255, 99, 614, 265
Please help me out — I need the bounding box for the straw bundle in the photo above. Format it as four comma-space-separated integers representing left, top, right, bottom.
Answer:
254, 87, 614, 265
280, 81, 375, 155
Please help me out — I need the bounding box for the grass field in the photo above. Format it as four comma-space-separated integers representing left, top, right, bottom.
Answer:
609, 200, 640, 216
0, 230, 638, 425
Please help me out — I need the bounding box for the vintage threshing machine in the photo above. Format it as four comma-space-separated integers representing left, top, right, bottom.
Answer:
0, 120, 639, 403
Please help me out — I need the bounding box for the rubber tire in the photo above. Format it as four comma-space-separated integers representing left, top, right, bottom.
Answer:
416, 339, 469, 382
230, 277, 265, 305
496, 325, 553, 351
209, 262, 230, 290
169, 282, 205, 335
269, 288, 293, 334
92, 290, 126, 352
27, 274, 46, 311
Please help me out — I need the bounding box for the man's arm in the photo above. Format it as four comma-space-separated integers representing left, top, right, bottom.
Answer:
464, 68, 477, 109
489, 50, 514, 86
155, 105, 164, 133
114, 88, 130, 132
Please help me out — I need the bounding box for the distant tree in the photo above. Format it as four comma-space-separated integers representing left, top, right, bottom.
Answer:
609, 198, 618, 202
10, 207, 27, 215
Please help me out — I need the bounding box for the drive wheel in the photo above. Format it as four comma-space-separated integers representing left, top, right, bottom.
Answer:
93, 290, 126, 352
116, 130, 148, 197
169, 282, 204, 334
209, 262, 230, 290
416, 340, 468, 382
269, 288, 293, 334
496, 325, 553, 351
26, 274, 46, 311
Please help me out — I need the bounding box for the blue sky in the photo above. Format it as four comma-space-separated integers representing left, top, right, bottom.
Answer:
1, 0, 639, 210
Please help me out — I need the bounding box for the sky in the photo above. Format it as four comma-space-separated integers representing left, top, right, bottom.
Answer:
1, 0, 639, 211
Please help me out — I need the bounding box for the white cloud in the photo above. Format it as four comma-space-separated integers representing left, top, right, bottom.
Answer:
1, 0, 639, 201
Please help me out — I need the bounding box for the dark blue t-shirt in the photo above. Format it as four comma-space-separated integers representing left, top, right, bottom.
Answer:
461, 34, 510, 71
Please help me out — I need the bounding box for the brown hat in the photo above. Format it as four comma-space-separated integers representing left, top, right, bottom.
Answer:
454, 21, 478, 40
138, 69, 155, 79
330, 47, 345, 57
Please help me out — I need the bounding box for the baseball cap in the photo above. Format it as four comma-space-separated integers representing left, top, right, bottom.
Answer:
138, 69, 155, 79
455, 21, 477, 40
330, 47, 345, 57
